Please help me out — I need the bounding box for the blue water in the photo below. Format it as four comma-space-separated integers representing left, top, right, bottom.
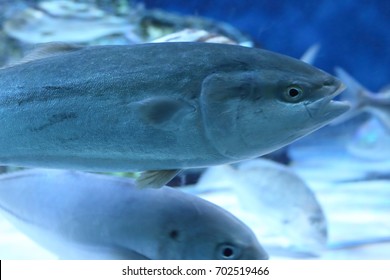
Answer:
137, 0, 390, 91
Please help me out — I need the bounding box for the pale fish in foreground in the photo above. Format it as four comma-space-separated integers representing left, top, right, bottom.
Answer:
0, 42, 349, 188
334, 67, 390, 131
197, 159, 327, 254
0, 169, 267, 260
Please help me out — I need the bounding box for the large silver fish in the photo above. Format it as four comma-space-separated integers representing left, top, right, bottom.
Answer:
0, 169, 267, 260
0, 42, 349, 188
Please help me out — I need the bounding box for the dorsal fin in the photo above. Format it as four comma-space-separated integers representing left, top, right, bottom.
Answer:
2, 42, 83, 69
300, 43, 320, 65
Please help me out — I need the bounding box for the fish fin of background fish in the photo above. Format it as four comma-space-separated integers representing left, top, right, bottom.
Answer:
136, 169, 181, 189
331, 67, 371, 125
300, 43, 320, 65
137, 97, 195, 131
335, 67, 372, 102
2, 42, 83, 69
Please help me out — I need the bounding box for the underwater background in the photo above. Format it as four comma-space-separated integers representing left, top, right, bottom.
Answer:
0, 0, 389, 259
137, 0, 390, 91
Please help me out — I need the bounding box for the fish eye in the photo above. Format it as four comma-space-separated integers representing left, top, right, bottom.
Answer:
285, 86, 303, 102
169, 229, 180, 240
217, 243, 240, 260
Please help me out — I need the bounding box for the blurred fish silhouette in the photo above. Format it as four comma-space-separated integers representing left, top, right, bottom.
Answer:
151, 28, 240, 45
334, 67, 390, 131
0, 169, 267, 260
196, 159, 327, 255
38, 0, 107, 19
3, 2, 134, 44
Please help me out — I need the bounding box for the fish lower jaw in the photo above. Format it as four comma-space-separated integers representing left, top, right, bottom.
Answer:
325, 100, 351, 118
308, 80, 349, 120
331, 82, 347, 98
306, 98, 351, 121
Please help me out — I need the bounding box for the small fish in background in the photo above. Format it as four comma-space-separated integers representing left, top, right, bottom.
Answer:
0, 41, 349, 188
37, 0, 107, 19
3, 1, 137, 44
334, 67, 390, 131
138, 8, 254, 46
196, 158, 328, 256
332, 68, 390, 160
2, 0, 253, 48
0, 169, 268, 260
151, 28, 240, 45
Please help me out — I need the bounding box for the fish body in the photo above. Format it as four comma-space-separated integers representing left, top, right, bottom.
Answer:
0, 169, 267, 260
0, 42, 349, 187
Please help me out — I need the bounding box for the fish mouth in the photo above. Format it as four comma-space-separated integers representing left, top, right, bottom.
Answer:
305, 82, 350, 121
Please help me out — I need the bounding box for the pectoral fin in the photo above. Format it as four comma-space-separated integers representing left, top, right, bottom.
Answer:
137, 97, 195, 131
136, 169, 181, 189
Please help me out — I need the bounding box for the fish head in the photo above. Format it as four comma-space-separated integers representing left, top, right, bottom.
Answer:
201, 50, 350, 159
156, 196, 268, 260
186, 212, 268, 260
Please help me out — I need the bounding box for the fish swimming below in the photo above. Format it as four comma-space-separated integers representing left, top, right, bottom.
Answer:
195, 159, 328, 254
0, 169, 267, 260
0, 42, 349, 188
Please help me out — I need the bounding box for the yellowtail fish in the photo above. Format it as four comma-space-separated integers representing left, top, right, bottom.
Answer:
0, 42, 349, 188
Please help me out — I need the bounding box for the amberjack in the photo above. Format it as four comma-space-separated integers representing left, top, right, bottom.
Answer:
0, 42, 349, 187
